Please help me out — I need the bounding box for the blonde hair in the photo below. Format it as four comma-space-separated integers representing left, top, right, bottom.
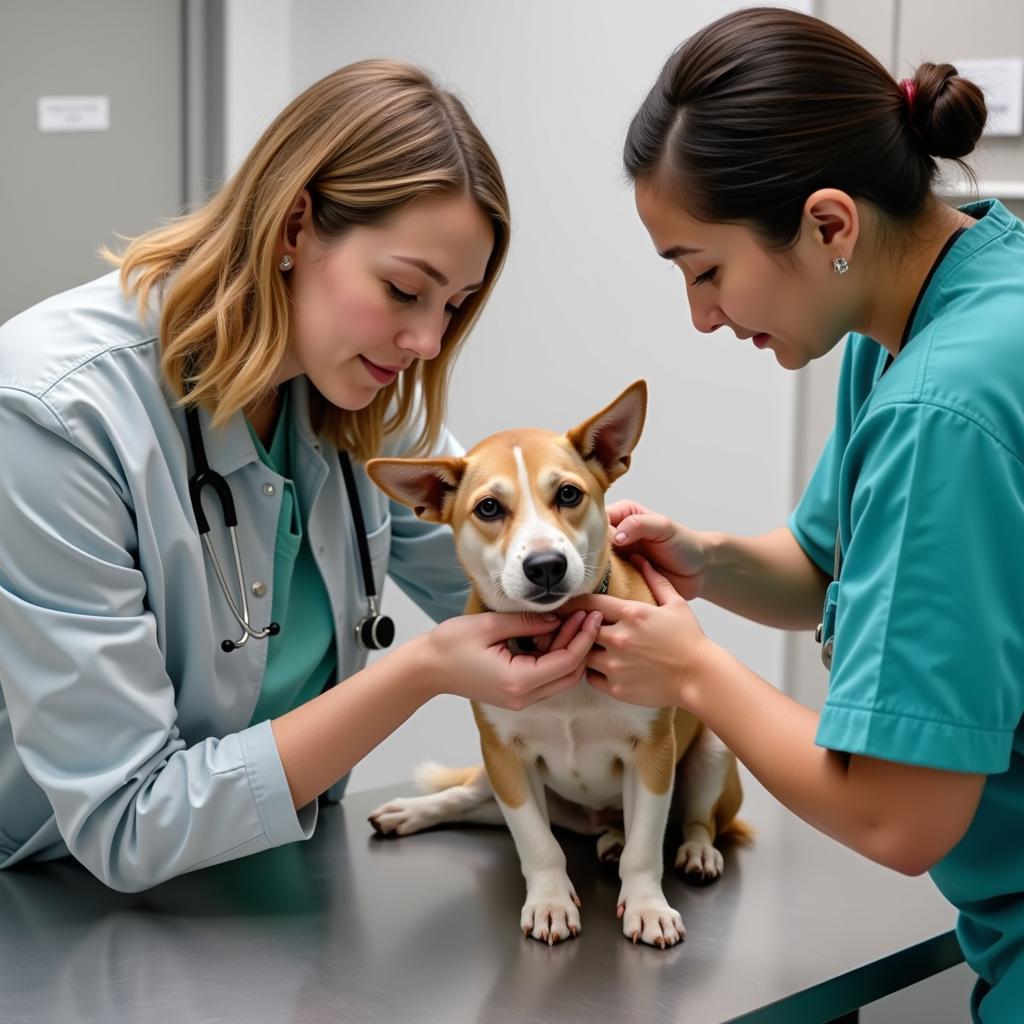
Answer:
109, 60, 510, 462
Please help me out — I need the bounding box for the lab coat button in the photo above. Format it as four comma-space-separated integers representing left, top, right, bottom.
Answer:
262, 482, 276, 497
251, 580, 267, 598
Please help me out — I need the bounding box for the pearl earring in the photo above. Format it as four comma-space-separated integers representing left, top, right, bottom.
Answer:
833, 256, 850, 275
279, 255, 293, 272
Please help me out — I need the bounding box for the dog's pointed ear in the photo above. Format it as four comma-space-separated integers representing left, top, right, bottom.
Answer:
365, 456, 466, 523
566, 380, 647, 486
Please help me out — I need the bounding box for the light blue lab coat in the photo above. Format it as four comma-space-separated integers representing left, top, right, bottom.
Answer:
0, 272, 468, 892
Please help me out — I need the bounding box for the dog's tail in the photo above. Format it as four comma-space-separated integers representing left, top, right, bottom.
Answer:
413, 761, 481, 793
719, 816, 756, 846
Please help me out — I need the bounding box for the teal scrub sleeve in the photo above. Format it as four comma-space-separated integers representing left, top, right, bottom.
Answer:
817, 400, 1024, 773
0, 393, 314, 893
788, 422, 842, 576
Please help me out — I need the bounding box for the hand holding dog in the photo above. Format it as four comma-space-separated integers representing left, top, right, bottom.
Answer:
566, 557, 712, 709
607, 500, 710, 601
421, 609, 602, 711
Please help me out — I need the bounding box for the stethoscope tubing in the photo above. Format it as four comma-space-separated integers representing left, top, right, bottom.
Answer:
184, 402, 392, 654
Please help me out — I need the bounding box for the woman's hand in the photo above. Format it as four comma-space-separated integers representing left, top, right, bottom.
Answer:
607, 500, 710, 600
420, 609, 603, 710
564, 556, 713, 709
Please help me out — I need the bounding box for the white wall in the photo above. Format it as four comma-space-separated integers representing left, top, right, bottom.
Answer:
225, 0, 810, 794
223, 0, 292, 176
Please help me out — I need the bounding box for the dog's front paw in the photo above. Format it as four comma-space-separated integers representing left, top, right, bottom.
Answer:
521, 874, 582, 946
674, 838, 724, 884
617, 878, 685, 949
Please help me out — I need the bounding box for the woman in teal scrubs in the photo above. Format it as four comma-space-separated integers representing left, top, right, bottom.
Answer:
573, 9, 1023, 1022
0, 61, 599, 891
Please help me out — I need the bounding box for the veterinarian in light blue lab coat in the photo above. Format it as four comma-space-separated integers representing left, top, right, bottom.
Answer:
0, 61, 600, 893
566, 10, 1024, 1023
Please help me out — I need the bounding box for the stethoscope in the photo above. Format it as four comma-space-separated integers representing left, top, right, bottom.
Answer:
185, 403, 395, 654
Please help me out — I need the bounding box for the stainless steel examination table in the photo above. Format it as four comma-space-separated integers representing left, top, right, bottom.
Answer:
0, 771, 963, 1023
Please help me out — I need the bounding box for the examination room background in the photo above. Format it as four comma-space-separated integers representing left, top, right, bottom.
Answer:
4, 1, 1024, 1020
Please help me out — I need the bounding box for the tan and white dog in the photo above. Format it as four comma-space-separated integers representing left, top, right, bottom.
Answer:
366, 380, 749, 948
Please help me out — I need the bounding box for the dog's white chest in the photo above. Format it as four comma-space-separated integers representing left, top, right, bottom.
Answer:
480, 685, 660, 809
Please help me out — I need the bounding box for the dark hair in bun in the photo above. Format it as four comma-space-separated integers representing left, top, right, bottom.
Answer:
624, 7, 988, 248
905, 62, 987, 160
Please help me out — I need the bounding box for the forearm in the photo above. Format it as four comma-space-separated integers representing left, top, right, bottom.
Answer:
271, 636, 435, 810
700, 526, 829, 630
681, 642, 928, 874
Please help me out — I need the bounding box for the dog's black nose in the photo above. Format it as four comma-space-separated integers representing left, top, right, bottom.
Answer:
523, 551, 567, 589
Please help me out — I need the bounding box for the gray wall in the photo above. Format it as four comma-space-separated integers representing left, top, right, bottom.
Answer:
0, 0, 185, 325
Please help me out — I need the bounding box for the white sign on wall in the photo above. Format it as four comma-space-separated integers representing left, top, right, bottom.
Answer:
954, 58, 1024, 137
37, 96, 110, 133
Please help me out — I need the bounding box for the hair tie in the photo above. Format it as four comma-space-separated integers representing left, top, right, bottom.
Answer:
899, 78, 917, 112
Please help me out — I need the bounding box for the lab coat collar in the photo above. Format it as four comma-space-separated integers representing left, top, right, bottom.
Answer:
193, 403, 260, 478
191, 375, 329, 479
288, 374, 330, 519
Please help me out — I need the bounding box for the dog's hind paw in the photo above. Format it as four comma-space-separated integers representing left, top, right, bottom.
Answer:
596, 828, 625, 863
368, 795, 432, 836
674, 838, 724, 884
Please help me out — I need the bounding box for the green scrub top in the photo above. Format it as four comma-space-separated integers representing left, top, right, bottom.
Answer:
789, 199, 1024, 1024
245, 385, 336, 726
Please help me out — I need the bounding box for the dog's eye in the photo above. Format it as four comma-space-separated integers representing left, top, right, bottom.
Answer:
474, 497, 504, 521
557, 484, 583, 507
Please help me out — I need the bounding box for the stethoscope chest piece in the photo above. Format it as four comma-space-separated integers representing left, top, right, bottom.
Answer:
356, 597, 396, 651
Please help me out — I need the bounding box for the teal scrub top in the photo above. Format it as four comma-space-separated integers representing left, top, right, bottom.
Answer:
789, 199, 1024, 1023
245, 384, 336, 726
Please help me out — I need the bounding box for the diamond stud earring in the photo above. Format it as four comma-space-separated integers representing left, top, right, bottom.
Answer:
279, 254, 293, 272
833, 256, 849, 275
